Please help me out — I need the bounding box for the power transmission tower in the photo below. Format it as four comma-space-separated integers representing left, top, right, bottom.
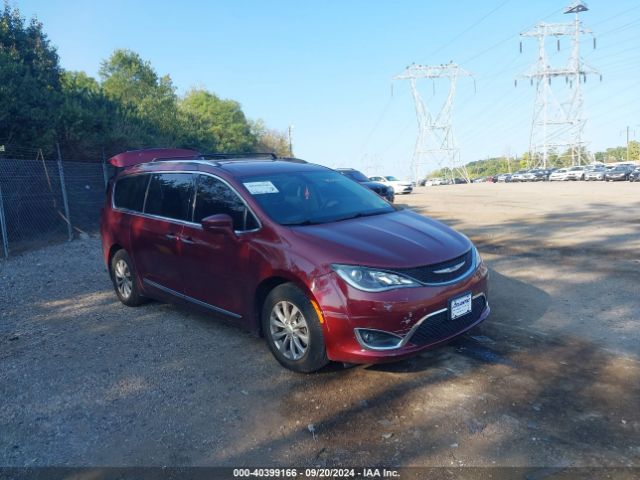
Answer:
517, 0, 599, 168
393, 62, 473, 182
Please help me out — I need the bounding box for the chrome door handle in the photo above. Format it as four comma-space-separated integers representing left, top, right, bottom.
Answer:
165, 233, 179, 240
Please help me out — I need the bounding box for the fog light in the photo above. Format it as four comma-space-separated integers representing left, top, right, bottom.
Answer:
355, 328, 403, 350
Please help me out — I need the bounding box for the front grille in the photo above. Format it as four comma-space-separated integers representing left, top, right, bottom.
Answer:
408, 295, 486, 346
393, 249, 473, 284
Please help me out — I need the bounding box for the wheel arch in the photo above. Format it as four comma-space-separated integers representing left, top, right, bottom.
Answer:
107, 244, 123, 274
253, 275, 320, 337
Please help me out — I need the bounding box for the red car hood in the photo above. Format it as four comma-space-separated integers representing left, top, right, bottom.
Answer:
289, 209, 471, 269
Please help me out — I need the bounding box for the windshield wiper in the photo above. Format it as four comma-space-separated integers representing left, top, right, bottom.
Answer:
332, 210, 388, 222
282, 210, 390, 226
281, 219, 321, 226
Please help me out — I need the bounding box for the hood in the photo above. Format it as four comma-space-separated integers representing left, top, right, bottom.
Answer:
288, 209, 470, 269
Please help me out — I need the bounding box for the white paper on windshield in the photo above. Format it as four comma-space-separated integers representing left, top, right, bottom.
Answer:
243, 181, 279, 194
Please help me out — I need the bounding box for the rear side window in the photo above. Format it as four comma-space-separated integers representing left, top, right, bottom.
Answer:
113, 174, 149, 212
144, 173, 194, 222
193, 175, 259, 231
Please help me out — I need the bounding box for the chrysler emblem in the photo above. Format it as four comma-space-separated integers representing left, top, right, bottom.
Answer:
433, 261, 465, 274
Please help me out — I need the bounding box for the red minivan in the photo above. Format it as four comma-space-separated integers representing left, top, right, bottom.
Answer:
100, 149, 489, 372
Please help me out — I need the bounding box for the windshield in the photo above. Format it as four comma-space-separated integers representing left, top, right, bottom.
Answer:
385, 176, 399, 181
241, 170, 395, 226
340, 169, 370, 182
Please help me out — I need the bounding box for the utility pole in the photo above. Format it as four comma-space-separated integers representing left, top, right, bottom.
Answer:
393, 62, 473, 183
517, 1, 599, 168
626, 126, 630, 162
288, 125, 294, 156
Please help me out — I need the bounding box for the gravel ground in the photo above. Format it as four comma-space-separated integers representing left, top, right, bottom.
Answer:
0, 182, 639, 469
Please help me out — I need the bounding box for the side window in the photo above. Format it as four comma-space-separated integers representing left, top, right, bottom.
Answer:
144, 173, 194, 222
194, 175, 259, 231
113, 174, 149, 212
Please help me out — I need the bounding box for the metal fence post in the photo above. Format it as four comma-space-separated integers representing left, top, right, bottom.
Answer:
0, 180, 9, 258
101, 149, 109, 188
56, 143, 73, 241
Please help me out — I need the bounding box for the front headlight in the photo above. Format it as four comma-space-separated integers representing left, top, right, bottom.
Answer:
332, 264, 418, 292
473, 245, 482, 268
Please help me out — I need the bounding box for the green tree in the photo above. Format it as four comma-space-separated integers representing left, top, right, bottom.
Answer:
58, 71, 120, 159
180, 88, 256, 152
99, 49, 180, 147
0, 3, 62, 151
251, 119, 290, 156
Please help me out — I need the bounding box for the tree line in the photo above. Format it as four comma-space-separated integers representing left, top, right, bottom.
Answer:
0, 4, 290, 161
430, 143, 640, 180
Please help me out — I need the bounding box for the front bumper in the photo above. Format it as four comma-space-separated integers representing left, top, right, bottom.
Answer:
395, 185, 413, 194
314, 262, 489, 364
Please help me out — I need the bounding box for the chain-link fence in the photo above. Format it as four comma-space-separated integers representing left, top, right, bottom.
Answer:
0, 157, 115, 258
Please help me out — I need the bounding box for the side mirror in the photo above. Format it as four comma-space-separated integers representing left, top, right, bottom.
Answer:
201, 214, 235, 235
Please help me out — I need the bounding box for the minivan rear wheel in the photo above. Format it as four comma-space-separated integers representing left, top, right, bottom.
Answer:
110, 249, 145, 307
262, 283, 329, 373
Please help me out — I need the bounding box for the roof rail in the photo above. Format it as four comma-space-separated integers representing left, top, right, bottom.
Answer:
150, 152, 279, 163
199, 152, 277, 160
154, 153, 312, 165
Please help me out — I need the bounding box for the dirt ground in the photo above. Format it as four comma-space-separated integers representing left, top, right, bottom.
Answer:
0, 182, 639, 472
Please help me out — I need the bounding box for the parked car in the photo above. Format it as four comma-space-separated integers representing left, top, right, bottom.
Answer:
522, 169, 548, 181
549, 168, 569, 181
369, 175, 413, 194
430, 178, 447, 186
629, 167, 640, 182
496, 173, 512, 183
564, 166, 587, 181
584, 167, 606, 181
510, 170, 529, 182
336, 168, 394, 203
101, 149, 489, 372
605, 165, 633, 182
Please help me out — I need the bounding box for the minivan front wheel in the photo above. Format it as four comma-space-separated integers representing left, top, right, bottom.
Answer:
110, 249, 145, 307
262, 283, 329, 373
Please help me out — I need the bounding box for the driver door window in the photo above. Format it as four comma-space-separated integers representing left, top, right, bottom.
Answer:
193, 175, 259, 231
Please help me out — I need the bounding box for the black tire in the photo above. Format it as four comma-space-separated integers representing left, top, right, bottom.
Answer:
262, 283, 329, 373
110, 249, 146, 307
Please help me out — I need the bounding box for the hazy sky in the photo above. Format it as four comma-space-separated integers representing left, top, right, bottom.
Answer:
19, 0, 640, 177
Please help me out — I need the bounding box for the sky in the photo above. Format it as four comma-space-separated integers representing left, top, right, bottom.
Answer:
18, 0, 640, 178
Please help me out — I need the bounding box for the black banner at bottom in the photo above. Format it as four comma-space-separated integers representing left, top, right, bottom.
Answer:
0, 467, 638, 480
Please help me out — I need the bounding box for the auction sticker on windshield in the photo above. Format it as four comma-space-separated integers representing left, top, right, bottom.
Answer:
243, 181, 279, 194
450, 292, 472, 320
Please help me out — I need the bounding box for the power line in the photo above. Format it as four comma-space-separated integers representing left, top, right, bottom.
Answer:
423, 0, 513, 61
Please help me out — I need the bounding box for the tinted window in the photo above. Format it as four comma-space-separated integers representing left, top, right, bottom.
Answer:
193, 175, 258, 231
113, 174, 149, 212
144, 173, 194, 221
341, 170, 370, 182
242, 170, 394, 226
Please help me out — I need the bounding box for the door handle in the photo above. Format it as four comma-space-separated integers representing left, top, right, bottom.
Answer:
165, 233, 179, 241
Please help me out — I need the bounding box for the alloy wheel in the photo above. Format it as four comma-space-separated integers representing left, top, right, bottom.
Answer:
114, 259, 133, 299
269, 301, 309, 360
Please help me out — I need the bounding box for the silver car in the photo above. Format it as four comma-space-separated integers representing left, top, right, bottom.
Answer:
584, 168, 606, 181
564, 166, 587, 181
549, 168, 569, 181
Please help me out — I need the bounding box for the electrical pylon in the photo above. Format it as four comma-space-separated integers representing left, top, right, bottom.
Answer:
517, 0, 599, 168
393, 62, 473, 182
